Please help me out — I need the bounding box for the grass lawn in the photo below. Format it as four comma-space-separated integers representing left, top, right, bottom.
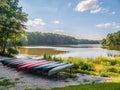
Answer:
25, 82, 120, 90
51, 82, 120, 90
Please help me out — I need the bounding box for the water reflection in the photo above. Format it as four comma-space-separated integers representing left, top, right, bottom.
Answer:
18, 45, 120, 58
18, 47, 66, 56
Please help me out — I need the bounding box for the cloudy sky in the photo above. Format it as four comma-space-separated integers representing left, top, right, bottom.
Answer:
19, 0, 120, 40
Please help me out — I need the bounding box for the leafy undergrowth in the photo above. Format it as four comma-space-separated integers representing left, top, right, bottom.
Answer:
44, 55, 120, 78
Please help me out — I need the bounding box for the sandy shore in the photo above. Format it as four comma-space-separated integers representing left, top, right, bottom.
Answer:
0, 57, 110, 90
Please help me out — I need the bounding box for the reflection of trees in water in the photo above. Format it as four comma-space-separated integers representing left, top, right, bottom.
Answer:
106, 46, 120, 51
18, 48, 66, 56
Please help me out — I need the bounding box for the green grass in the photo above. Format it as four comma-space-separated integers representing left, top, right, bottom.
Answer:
0, 78, 15, 87
44, 56, 120, 77
52, 83, 120, 90
24, 82, 120, 90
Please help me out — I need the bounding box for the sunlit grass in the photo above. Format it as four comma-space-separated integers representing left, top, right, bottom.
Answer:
44, 55, 120, 78
24, 82, 120, 90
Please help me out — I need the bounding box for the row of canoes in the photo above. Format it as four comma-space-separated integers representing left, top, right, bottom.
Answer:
0, 59, 74, 76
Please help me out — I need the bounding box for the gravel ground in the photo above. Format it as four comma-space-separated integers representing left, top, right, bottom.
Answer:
0, 57, 110, 90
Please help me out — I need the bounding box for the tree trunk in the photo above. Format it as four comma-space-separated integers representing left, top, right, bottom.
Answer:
2, 42, 7, 54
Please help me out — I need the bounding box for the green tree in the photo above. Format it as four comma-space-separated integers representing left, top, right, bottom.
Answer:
100, 38, 106, 46
0, 0, 27, 56
101, 31, 120, 46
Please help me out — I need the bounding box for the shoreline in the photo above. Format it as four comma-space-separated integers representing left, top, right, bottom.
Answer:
0, 56, 111, 90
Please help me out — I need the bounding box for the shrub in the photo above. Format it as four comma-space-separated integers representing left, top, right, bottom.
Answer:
7, 48, 19, 56
79, 62, 94, 71
100, 72, 109, 77
105, 67, 119, 73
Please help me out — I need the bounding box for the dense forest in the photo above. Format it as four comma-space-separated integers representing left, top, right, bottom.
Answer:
100, 31, 120, 46
21, 32, 99, 45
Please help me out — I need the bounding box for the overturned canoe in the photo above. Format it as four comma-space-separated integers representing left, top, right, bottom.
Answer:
48, 64, 74, 76
10, 62, 25, 68
1, 59, 17, 65
42, 63, 67, 72
31, 62, 59, 72
26, 61, 51, 71
17, 60, 47, 71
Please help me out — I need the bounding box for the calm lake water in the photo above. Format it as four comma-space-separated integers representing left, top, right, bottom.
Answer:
18, 44, 120, 59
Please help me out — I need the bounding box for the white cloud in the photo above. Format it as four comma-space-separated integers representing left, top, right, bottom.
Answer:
68, 2, 72, 7
90, 6, 102, 14
25, 18, 45, 26
112, 11, 116, 15
96, 22, 120, 29
52, 29, 65, 34
75, 0, 106, 14
114, 26, 120, 29
96, 23, 111, 28
75, 0, 97, 12
53, 20, 60, 24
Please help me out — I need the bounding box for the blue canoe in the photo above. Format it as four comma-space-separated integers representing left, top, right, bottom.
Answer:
31, 62, 59, 72
48, 64, 74, 76
42, 63, 67, 72
1, 59, 17, 65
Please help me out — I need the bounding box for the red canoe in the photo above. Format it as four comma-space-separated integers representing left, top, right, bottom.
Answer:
17, 60, 46, 71
26, 61, 52, 71
7, 60, 24, 67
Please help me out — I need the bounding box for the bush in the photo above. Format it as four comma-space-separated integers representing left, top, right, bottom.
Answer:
100, 72, 109, 77
105, 67, 119, 73
7, 48, 19, 56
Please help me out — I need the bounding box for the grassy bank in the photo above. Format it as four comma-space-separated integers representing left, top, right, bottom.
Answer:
44, 55, 120, 80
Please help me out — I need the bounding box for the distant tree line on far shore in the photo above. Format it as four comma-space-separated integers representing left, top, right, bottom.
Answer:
20, 32, 99, 46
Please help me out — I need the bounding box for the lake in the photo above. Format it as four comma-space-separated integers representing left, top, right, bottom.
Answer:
18, 44, 120, 59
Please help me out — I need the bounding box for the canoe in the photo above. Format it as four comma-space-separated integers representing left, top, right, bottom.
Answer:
42, 63, 67, 72
2, 59, 17, 65
7, 61, 23, 67
11, 62, 24, 68
17, 60, 47, 71
17, 60, 46, 68
48, 64, 74, 76
0, 59, 13, 63
31, 62, 59, 72
26, 61, 51, 71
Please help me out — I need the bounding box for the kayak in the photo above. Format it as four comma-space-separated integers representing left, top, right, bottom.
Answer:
48, 64, 74, 76
26, 61, 52, 71
17, 60, 47, 71
31, 62, 59, 72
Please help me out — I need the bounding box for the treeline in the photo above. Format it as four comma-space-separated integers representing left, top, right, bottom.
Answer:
78, 39, 99, 44
21, 32, 99, 45
100, 31, 120, 46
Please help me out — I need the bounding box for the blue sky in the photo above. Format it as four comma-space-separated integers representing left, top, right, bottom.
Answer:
19, 0, 120, 40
